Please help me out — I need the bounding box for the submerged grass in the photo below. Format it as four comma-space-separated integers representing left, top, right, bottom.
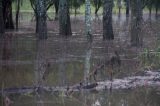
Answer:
140, 34, 160, 70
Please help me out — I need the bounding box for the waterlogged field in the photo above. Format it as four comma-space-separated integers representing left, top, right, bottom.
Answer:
0, 13, 160, 106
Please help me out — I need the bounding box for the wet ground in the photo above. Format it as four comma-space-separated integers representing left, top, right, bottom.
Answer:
0, 13, 160, 106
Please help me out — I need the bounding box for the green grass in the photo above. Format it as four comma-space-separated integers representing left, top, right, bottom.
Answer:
12, 0, 153, 15
12, 0, 127, 14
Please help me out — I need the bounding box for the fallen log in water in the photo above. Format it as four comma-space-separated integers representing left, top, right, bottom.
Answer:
1, 71, 160, 95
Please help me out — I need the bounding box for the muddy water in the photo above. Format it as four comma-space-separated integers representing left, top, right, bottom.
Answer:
0, 14, 160, 106
0, 87, 160, 106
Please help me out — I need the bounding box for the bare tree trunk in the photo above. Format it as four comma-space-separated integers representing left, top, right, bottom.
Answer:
2, 0, 14, 29
117, 0, 122, 16
149, 7, 152, 18
103, 0, 114, 40
16, 0, 20, 30
74, 8, 77, 16
85, 0, 92, 41
59, 0, 72, 36
0, 0, 4, 34
126, 0, 130, 17
130, 0, 143, 47
54, 0, 59, 20
94, 0, 101, 15
36, 0, 47, 39
155, 6, 158, 17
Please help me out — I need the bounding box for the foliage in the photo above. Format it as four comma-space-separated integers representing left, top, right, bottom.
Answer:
140, 47, 160, 70
70, 0, 85, 9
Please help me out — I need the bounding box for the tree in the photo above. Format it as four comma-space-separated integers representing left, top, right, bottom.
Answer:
93, 0, 102, 15
15, 0, 20, 30
54, 0, 59, 20
59, 0, 72, 36
103, 0, 114, 40
124, 0, 130, 17
153, 0, 160, 17
130, 0, 143, 46
2, 0, 14, 29
72, 0, 81, 16
117, 0, 122, 16
85, 0, 92, 41
146, 0, 153, 18
0, 0, 4, 34
35, 0, 47, 39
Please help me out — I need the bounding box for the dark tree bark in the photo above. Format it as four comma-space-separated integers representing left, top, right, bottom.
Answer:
117, 0, 122, 16
103, 0, 114, 40
59, 0, 72, 36
54, 0, 59, 20
148, 6, 152, 18
16, 0, 20, 30
130, 0, 143, 47
0, 0, 4, 34
155, 4, 159, 17
85, 0, 92, 42
126, 0, 130, 17
94, 0, 101, 15
35, 0, 47, 39
2, 0, 14, 29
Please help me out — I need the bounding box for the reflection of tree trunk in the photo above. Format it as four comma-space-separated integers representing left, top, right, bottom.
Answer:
16, 0, 20, 30
59, 0, 72, 36
103, 0, 114, 40
35, 93, 44, 106
35, 40, 48, 88
58, 41, 67, 86
2, 0, 14, 29
35, 0, 47, 39
1, 33, 12, 70
0, 0, 4, 34
130, 0, 143, 47
58, 59, 67, 86
84, 43, 92, 84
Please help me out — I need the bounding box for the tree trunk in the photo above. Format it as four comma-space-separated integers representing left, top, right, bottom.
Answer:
149, 7, 152, 18
2, 0, 14, 29
54, 0, 59, 20
85, 0, 92, 41
155, 5, 158, 17
16, 0, 20, 30
103, 0, 114, 40
126, 0, 130, 17
130, 0, 143, 47
59, 0, 72, 36
94, 0, 101, 15
0, 0, 4, 34
36, 0, 47, 39
117, 0, 121, 16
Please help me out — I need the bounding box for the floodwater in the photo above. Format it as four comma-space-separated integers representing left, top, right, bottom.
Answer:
0, 13, 160, 106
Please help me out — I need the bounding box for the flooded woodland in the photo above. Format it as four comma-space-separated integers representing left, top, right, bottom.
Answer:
0, 0, 160, 106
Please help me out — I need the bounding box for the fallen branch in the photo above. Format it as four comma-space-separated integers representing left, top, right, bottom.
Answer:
1, 71, 160, 95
